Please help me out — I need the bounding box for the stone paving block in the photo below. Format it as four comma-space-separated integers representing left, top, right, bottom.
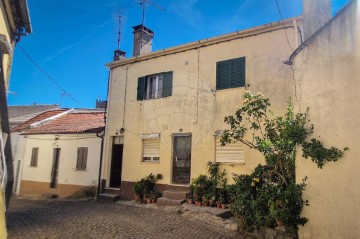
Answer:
7, 198, 243, 239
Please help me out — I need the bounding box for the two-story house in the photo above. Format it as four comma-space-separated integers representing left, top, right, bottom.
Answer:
101, 17, 303, 200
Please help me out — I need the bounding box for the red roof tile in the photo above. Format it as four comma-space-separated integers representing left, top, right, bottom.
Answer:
11, 109, 67, 132
22, 112, 105, 135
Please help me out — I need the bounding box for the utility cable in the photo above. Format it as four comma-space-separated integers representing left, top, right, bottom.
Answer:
275, 0, 294, 52
17, 44, 84, 107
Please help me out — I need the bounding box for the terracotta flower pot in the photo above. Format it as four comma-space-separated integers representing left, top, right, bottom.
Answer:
146, 198, 152, 204
217, 203, 221, 208
195, 201, 200, 206
221, 203, 226, 209
134, 194, 141, 202
202, 202, 209, 207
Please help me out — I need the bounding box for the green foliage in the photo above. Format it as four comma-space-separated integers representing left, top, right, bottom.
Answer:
132, 173, 163, 198
70, 186, 96, 199
222, 92, 347, 232
190, 162, 228, 204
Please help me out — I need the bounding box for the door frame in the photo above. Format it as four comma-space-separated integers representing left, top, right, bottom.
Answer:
171, 133, 192, 185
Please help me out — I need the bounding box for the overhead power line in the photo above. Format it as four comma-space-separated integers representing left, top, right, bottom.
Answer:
17, 44, 84, 107
275, 0, 294, 52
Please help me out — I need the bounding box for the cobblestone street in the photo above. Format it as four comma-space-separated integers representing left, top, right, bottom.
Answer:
7, 198, 242, 239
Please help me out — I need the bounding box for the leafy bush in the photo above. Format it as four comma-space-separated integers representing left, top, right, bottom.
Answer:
222, 92, 347, 232
132, 173, 163, 199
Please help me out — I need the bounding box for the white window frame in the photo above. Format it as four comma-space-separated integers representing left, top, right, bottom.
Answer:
142, 138, 160, 162
145, 74, 163, 100
215, 136, 244, 164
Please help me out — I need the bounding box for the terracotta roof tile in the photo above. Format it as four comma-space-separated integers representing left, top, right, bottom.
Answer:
21, 112, 105, 135
11, 109, 67, 132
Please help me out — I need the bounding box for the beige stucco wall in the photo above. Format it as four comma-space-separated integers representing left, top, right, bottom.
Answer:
18, 134, 101, 197
293, 2, 360, 238
103, 19, 302, 186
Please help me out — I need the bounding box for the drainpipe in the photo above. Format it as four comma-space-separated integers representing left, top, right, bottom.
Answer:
95, 70, 111, 200
96, 130, 105, 200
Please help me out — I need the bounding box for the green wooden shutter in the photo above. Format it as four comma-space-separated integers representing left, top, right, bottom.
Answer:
230, 57, 245, 88
137, 76, 146, 101
216, 61, 231, 90
162, 71, 173, 97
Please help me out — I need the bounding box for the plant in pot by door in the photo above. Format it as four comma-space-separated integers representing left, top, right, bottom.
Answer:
202, 193, 212, 206
193, 193, 201, 206
132, 180, 144, 202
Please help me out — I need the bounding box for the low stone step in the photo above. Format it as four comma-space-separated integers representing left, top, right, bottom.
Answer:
103, 187, 121, 195
156, 197, 184, 206
98, 193, 121, 203
162, 190, 188, 200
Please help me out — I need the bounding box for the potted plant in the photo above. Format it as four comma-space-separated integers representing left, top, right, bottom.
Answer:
132, 180, 144, 202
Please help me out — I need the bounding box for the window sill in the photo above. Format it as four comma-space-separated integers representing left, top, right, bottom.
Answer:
215, 86, 245, 92
141, 161, 160, 164
216, 162, 245, 166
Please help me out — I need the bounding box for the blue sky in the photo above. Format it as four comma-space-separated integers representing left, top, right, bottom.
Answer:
8, 0, 349, 108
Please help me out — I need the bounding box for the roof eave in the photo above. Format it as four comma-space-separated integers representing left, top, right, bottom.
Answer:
106, 16, 302, 69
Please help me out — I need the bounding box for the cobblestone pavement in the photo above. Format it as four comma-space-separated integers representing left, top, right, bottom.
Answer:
7, 198, 243, 239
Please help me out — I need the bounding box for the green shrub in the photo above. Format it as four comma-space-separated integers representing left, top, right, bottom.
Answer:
222, 92, 347, 233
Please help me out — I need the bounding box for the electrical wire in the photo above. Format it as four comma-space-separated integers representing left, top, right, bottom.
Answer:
275, 0, 294, 52
17, 44, 84, 107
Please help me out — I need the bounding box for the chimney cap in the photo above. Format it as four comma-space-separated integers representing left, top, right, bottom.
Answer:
132, 24, 154, 35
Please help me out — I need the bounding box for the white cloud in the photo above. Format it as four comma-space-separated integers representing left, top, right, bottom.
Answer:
170, 0, 203, 28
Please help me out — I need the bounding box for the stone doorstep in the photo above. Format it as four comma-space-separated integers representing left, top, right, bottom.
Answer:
156, 197, 184, 206
181, 203, 233, 219
162, 190, 189, 200
116, 200, 239, 232
98, 193, 121, 202
103, 187, 121, 195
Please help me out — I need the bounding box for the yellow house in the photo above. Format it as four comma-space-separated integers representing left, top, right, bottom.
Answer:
287, 0, 360, 238
11, 110, 105, 198
0, 0, 31, 237
101, 17, 303, 200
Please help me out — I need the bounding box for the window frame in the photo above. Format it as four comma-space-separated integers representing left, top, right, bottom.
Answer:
137, 71, 173, 101
76, 147, 88, 170
30, 147, 39, 167
215, 136, 245, 164
142, 138, 160, 162
216, 57, 246, 90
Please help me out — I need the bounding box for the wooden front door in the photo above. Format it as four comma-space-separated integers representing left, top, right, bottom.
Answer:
50, 148, 61, 188
109, 144, 123, 188
172, 135, 191, 184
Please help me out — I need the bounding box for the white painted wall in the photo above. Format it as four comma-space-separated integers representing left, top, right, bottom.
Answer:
19, 134, 101, 191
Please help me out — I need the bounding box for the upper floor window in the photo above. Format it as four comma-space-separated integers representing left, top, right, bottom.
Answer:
137, 71, 173, 100
216, 57, 245, 90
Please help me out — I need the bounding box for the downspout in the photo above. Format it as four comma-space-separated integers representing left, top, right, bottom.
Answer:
96, 131, 104, 200
96, 70, 111, 200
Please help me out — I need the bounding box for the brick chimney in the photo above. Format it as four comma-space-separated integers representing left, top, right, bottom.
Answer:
132, 25, 154, 57
303, 0, 331, 41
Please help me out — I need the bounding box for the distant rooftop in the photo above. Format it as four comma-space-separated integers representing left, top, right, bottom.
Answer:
21, 112, 105, 135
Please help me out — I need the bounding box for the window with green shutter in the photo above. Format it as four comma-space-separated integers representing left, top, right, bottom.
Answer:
216, 57, 245, 90
137, 71, 173, 100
